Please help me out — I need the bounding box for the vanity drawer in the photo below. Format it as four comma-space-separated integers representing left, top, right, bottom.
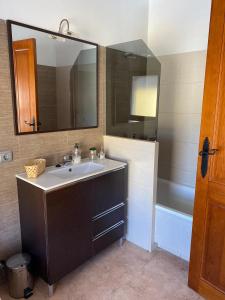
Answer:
91, 169, 125, 216
92, 203, 125, 237
93, 221, 124, 254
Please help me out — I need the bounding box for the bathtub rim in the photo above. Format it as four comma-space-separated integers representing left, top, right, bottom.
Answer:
158, 177, 195, 191
155, 203, 193, 221
157, 177, 195, 216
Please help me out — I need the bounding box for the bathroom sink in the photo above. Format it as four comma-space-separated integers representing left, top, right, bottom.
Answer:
16, 158, 127, 191
48, 161, 104, 179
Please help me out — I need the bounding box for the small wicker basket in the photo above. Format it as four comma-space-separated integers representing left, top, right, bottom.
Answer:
24, 159, 46, 178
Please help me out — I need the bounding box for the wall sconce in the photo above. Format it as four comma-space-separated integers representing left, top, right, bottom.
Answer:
49, 18, 75, 40
58, 18, 72, 36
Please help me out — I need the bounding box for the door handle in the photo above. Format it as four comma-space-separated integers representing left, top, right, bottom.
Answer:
24, 120, 36, 132
24, 117, 41, 131
24, 120, 35, 127
199, 149, 218, 156
199, 137, 218, 178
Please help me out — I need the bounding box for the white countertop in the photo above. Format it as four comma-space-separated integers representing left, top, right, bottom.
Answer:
16, 158, 126, 192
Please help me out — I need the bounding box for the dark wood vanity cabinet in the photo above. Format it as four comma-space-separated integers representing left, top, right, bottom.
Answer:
17, 168, 126, 285
46, 182, 93, 283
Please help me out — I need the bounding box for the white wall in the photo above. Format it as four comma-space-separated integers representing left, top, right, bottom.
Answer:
0, 0, 149, 46
104, 136, 159, 251
148, 0, 212, 56
4, 0, 212, 55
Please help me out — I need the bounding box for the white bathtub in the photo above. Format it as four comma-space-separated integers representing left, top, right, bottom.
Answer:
155, 178, 194, 261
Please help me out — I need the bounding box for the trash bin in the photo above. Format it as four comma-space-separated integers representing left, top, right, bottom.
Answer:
6, 253, 34, 299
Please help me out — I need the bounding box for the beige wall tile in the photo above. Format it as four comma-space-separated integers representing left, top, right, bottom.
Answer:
159, 82, 204, 114
158, 113, 201, 144
159, 140, 199, 173
0, 201, 21, 258
159, 51, 207, 84
158, 51, 205, 187
158, 162, 197, 188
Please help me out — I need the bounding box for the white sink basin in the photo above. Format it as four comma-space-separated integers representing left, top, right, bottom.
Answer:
48, 161, 104, 179
16, 158, 127, 191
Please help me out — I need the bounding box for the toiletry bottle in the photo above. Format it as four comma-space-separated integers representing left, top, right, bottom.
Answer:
99, 145, 105, 159
73, 143, 81, 164
89, 147, 97, 160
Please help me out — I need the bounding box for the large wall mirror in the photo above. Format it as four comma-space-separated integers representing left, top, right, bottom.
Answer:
7, 20, 98, 134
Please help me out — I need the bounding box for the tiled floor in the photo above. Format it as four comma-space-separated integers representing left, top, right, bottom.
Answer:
0, 241, 202, 300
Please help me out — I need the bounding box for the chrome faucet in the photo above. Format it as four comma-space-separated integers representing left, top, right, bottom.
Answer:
62, 154, 73, 165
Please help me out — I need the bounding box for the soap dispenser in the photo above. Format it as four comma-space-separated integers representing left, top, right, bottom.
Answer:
99, 145, 105, 159
72, 143, 81, 164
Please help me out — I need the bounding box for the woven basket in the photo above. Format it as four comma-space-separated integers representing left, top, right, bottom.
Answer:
24, 159, 46, 178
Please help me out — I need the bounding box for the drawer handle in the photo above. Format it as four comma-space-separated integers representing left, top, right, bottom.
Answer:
92, 202, 125, 221
93, 220, 124, 241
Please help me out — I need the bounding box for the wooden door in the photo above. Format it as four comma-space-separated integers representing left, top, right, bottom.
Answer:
189, 1, 225, 299
13, 38, 38, 132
